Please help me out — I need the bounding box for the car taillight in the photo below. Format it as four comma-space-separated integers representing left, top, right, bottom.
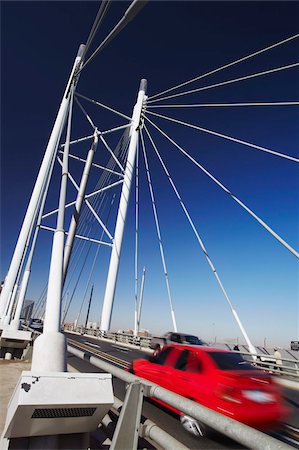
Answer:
216, 385, 242, 404
242, 390, 276, 404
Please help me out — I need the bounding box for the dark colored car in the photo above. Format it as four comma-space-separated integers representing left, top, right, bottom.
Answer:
29, 318, 43, 333
291, 341, 299, 351
131, 344, 288, 435
150, 332, 206, 350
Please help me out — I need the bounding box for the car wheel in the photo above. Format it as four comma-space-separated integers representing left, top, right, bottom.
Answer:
180, 415, 208, 437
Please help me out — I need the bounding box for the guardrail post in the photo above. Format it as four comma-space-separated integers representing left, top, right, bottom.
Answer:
110, 382, 144, 450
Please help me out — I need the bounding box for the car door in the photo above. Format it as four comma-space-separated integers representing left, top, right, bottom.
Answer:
168, 349, 208, 404
141, 347, 177, 389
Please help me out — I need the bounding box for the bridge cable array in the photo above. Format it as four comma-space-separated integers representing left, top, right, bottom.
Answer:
149, 32, 299, 100
144, 115, 298, 259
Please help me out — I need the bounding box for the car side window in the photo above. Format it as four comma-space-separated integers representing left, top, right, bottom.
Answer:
151, 347, 172, 365
171, 333, 182, 344
175, 349, 189, 370
174, 350, 202, 373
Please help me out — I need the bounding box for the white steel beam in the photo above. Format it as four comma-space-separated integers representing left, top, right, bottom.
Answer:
100, 79, 147, 331
63, 132, 98, 281
0, 45, 85, 322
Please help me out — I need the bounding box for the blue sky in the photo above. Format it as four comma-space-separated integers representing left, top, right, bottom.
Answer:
1, 1, 298, 347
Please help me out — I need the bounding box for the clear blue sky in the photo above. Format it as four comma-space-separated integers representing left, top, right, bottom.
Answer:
1, 1, 298, 347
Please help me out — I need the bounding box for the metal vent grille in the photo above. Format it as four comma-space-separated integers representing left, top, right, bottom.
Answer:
31, 407, 96, 419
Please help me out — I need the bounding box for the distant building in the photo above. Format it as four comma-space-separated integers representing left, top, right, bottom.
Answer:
121, 329, 151, 337
139, 329, 151, 337
87, 321, 98, 330
21, 300, 34, 320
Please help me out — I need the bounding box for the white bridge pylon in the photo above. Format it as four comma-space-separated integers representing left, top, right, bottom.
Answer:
100, 79, 148, 332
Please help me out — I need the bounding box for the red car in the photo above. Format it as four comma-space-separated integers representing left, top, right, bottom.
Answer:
131, 344, 289, 435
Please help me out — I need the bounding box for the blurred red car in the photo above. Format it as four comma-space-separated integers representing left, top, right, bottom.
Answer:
131, 344, 289, 434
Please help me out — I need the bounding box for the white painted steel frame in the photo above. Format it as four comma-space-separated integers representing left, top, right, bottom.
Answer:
60, 123, 131, 148
134, 142, 139, 336
9, 141, 58, 331
63, 132, 99, 280
137, 266, 146, 334
100, 79, 147, 331
0, 44, 85, 322
60, 152, 124, 177
39, 225, 112, 247
62, 166, 115, 241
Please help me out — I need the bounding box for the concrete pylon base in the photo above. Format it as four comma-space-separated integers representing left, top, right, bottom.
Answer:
31, 332, 67, 372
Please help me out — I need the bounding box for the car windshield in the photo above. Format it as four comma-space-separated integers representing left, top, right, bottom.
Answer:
183, 335, 204, 345
208, 352, 256, 371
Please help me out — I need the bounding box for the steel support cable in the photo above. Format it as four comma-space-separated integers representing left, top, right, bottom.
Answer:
149, 33, 299, 100
60, 159, 114, 241
61, 126, 129, 254
74, 94, 129, 171
78, 0, 148, 73
147, 62, 299, 104
99, 134, 125, 172
143, 125, 257, 352
11, 104, 64, 322
61, 155, 117, 301
42, 179, 123, 219
62, 194, 112, 320
140, 131, 178, 332
82, 0, 111, 60
65, 128, 129, 265
62, 139, 129, 317
75, 97, 97, 130
76, 93, 132, 121
148, 101, 299, 109
37, 119, 129, 317
60, 124, 131, 149
60, 125, 130, 292
33, 86, 75, 332
61, 173, 117, 297
41, 84, 75, 333
15, 133, 59, 322
62, 242, 93, 323
59, 152, 123, 177
146, 110, 299, 163
74, 193, 116, 327
61, 131, 130, 302
144, 116, 299, 259
33, 285, 47, 318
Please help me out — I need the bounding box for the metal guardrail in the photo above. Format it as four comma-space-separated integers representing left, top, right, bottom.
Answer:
63, 325, 299, 379
64, 325, 152, 348
67, 342, 293, 450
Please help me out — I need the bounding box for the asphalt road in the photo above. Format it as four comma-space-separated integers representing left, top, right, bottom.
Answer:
65, 332, 299, 449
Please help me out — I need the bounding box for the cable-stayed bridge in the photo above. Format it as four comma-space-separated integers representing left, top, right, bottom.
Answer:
0, 1, 298, 448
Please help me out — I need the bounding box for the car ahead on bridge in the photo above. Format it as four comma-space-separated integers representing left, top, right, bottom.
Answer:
29, 318, 43, 333
150, 332, 206, 350
130, 344, 289, 436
